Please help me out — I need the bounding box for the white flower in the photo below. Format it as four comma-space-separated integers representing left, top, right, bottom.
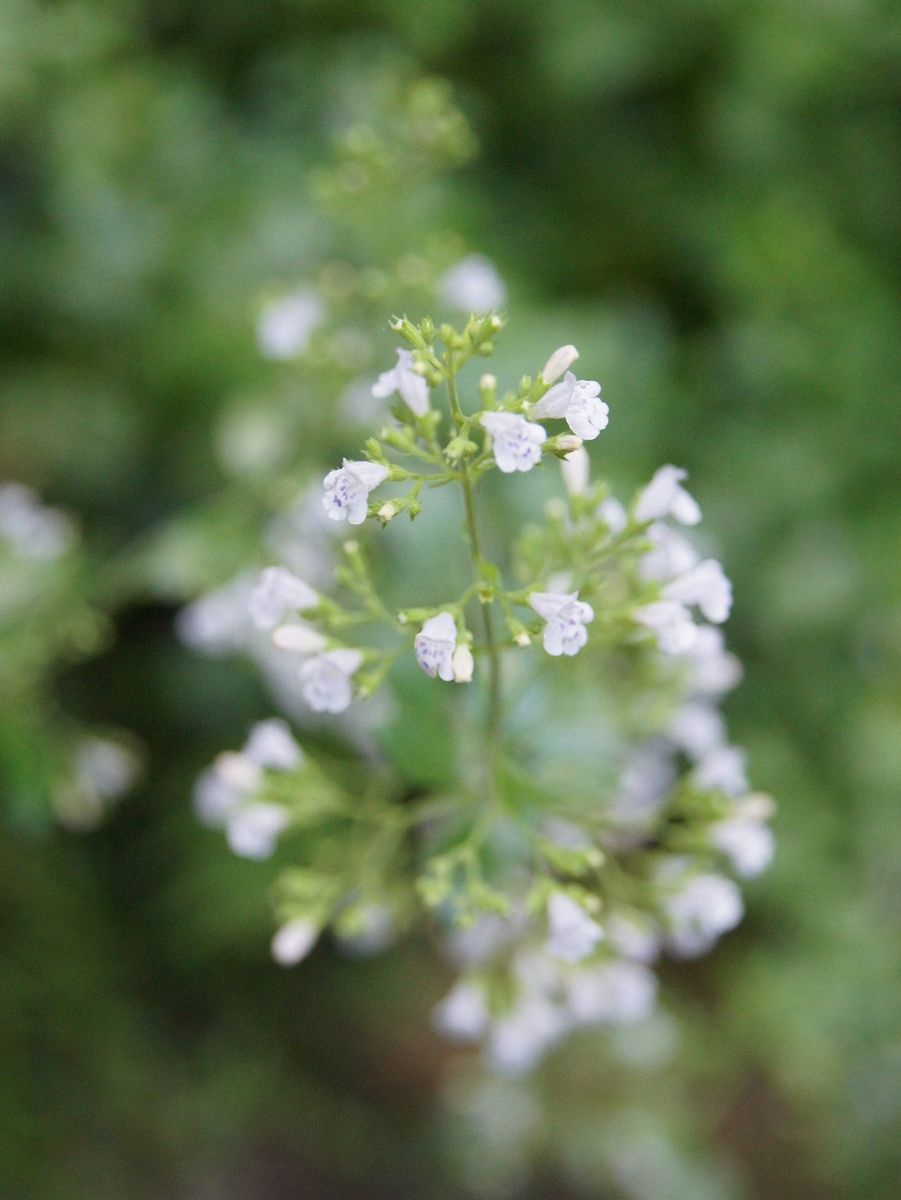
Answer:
414, 612, 457, 681
481, 412, 547, 474
663, 872, 744, 957
566, 960, 657, 1026
529, 591, 594, 656
634, 600, 696, 654
452, 643, 474, 683
693, 745, 749, 796
440, 254, 506, 313
598, 496, 628, 534
635, 465, 701, 525
299, 648, 363, 712
371, 349, 429, 417
681, 625, 743, 695
243, 719, 302, 771
541, 344, 579, 385
249, 567, 318, 630
487, 994, 568, 1074
546, 893, 604, 963
225, 802, 290, 860
257, 288, 324, 360
0, 483, 74, 559
271, 918, 319, 966
663, 559, 732, 623
322, 459, 390, 525
531, 371, 609, 440
433, 980, 490, 1041
667, 702, 726, 761
639, 523, 700, 582
712, 814, 774, 877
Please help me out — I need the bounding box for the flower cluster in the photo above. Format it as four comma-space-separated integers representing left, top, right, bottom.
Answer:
192, 314, 773, 1075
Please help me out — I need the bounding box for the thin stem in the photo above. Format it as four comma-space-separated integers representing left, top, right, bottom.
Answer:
446, 364, 503, 752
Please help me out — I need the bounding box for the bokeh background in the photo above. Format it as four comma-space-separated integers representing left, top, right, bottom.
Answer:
2, 2, 900, 1198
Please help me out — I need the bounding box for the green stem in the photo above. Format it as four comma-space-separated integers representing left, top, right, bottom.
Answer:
446, 364, 503, 752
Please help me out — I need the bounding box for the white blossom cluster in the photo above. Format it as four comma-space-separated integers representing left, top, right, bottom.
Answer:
188, 315, 773, 1075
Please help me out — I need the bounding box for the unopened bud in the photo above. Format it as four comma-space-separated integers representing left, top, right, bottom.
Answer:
541, 344, 579, 385
378, 501, 400, 524
452, 644, 474, 683
514, 630, 532, 647
556, 434, 583, 454
560, 445, 590, 496
272, 623, 328, 654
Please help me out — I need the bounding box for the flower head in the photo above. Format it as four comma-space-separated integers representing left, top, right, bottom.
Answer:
249, 567, 318, 630
414, 612, 457, 681
371, 349, 430, 417
635, 465, 701, 525
226, 802, 290, 860
529, 590, 594, 656
299, 648, 363, 712
481, 412, 547, 474
322, 459, 389, 525
531, 371, 609, 440
243, 719, 303, 771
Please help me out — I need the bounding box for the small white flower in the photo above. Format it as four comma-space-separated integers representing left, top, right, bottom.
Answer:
487, 995, 568, 1074
440, 254, 507, 313
271, 622, 328, 655
0, 483, 74, 559
540, 344, 579, 385
529, 591, 594, 656
546, 893, 604, 963
452, 643, 474, 683
299, 648, 363, 712
566, 960, 657, 1026
371, 349, 430, 417
433, 980, 490, 1041
664, 559, 732, 623
711, 814, 774, 877
226, 802, 290, 860
531, 371, 609, 440
693, 745, 749, 796
271, 918, 319, 966
322, 459, 390, 525
598, 496, 628, 534
560, 445, 590, 495
415, 612, 457, 681
243, 719, 302, 771
634, 600, 696, 655
257, 288, 324, 360
663, 872, 744, 957
249, 567, 318, 630
639, 523, 700, 582
635, 465, 701, 525
481, 412, 547, 474
74, 738, 137, 801
667, 702, 726, 761
682, 625, 743, 695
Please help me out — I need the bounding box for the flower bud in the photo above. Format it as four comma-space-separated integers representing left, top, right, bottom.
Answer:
272, 623, 328, 654
271, 918, 319, 966
556, 434, 583, 454
378, 501, 400, 524
452, 644, 474, 683
541, 344, 579, 384
560, 445, 590, 496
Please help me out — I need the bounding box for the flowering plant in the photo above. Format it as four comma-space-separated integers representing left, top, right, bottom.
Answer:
196, 314, 773, 1073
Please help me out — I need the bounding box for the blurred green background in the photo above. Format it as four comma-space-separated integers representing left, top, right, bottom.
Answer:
1, 2, 900, 1197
